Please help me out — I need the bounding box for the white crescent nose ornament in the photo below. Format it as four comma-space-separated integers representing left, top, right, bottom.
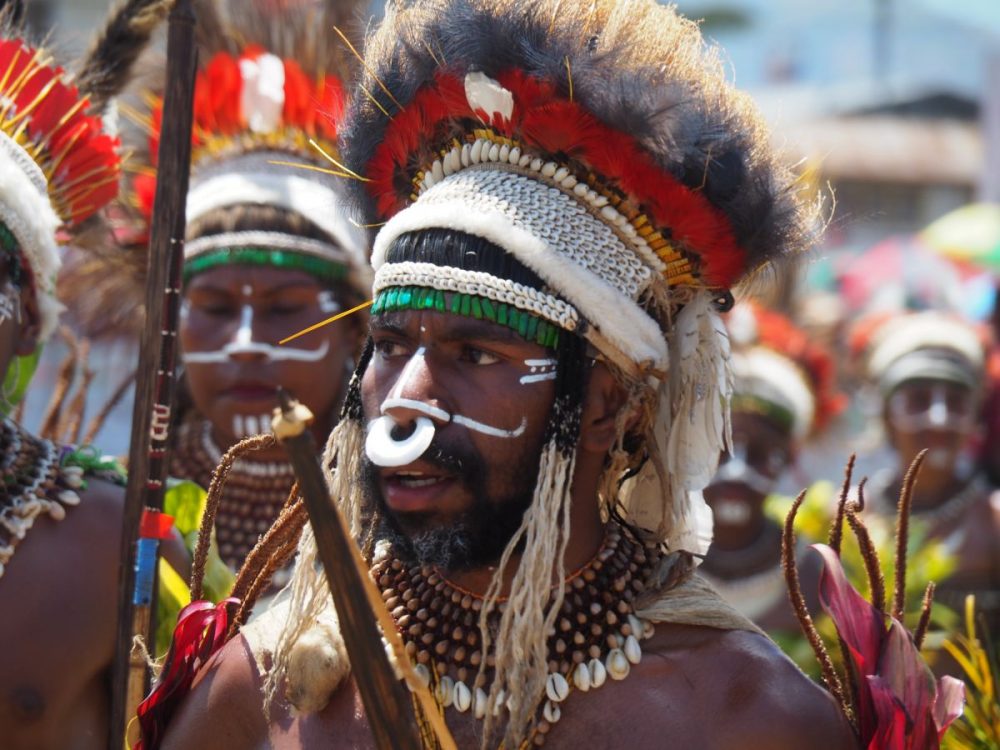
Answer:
365, 415, 436, 467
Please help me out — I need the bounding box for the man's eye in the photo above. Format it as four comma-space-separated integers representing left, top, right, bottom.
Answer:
374, 339, 408, 359
462, 346, 500, 366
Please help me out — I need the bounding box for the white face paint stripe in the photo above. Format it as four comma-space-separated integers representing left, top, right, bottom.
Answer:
235, 304, 254, 347
184, 337, 330, 364
385, 346, 427, 402
519, 372, 558, 384
524, 358, 557, 367
379, 397, 527, 439
381, 397, 450, 422
452, 414, 527, 438
318, 290, 341, 314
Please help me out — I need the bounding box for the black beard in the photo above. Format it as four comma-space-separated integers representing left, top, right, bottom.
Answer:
360, 437, 538, 571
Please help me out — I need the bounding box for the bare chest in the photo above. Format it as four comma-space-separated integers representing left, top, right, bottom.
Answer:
265, 653, 739, 750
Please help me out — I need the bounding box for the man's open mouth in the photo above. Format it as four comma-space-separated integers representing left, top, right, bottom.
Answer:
392, 470, 450, 488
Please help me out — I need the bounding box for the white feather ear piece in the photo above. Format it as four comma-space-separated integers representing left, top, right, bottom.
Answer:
617, 292, 729, 561
665, 292, 731, 556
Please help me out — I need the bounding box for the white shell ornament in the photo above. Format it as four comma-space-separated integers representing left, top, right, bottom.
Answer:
464, 71, 514, 124
435, 675, 455, 707
474, 687, 489, 719
453, 680, 472, 712
606, 648, 630, 680
573, 662, 591, 692
543, 700, 561, 724
588, 658, 607, 688
365, 416, 435, 467
624, 635, 642, 665
545, 672, 570, 703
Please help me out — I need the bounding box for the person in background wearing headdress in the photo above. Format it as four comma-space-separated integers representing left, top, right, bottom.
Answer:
146, 2, 864, 748
113, 0, 370, 582
700, 302, 845, 632
854, 311, 1000, 634
0, 1, 169, 747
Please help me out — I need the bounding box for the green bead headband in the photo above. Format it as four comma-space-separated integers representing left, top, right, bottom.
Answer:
730, 393, 795, 434
372, 285, 561, 349
183, 247, 347, 284
0, 221, 24, 287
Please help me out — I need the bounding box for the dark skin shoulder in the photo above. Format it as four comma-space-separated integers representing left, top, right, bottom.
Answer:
163, 624, 858, 750
0, 479, 123, 750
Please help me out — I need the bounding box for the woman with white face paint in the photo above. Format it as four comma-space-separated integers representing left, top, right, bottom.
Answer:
855, 311, 1000, 635
700, 303, 845, 632
118, 0, 370, 573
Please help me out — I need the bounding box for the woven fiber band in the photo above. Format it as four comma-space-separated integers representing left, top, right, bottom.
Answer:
373, 166, 667, 369
185, 230, 353, 264
373, 261, 579, 331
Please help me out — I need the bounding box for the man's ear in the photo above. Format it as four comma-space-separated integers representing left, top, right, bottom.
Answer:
578, 361, 634, 454
14, 283, 42, 357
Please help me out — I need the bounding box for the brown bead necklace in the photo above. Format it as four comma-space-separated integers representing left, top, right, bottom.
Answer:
0, 418, 85, 579
169, 419, 295, 569
373, 521, 661, 745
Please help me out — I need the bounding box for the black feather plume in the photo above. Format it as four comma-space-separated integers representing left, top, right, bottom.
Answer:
74, 0, 174, 116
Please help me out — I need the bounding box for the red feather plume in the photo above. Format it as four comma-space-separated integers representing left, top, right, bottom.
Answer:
0, 39, 122, 226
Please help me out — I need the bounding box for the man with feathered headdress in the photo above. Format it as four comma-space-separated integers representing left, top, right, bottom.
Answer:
0, 1, 169, 747
158, 1, 857, 747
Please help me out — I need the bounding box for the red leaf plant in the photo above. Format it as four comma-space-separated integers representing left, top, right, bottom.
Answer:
783, 453, 965, 749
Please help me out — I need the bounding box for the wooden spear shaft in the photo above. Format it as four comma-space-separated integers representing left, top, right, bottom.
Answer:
109, 1, 198, 746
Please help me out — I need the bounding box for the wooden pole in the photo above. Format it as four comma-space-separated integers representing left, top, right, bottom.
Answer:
273, 390, 424, 750
109, 2, 198, 746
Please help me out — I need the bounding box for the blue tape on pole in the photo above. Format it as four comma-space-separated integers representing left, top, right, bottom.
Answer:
133, 537, 160, 606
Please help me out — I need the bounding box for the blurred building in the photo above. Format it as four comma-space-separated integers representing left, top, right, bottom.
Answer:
678, 0, 998, 249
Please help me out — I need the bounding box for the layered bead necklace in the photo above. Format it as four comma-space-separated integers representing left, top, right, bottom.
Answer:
169, 419, 295, 569
0, 418, 87, 579
373, 522, 662, 746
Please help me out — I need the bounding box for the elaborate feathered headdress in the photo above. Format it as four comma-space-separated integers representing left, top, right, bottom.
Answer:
62, 0, 371, 338
148, 2, 365, 286
726, 302, 845, 439
271, 0, 818, 745
0, 0, 170, 342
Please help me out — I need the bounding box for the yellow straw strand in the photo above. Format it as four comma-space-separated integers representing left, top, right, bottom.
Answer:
266, 159, 358, 180
332, 26, 404, 112
307, 139, 370, 182
279, 300, 373, 345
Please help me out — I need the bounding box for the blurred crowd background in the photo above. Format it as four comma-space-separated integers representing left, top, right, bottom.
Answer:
17, 0, 1000, 483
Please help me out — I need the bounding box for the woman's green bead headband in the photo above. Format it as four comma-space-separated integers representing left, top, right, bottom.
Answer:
372, 285, 561, 349
183, 247, 347, 284
730, 393, 795, 433
0, 221, 24, 287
